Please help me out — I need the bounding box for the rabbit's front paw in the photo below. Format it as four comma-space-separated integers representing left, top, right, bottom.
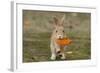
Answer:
51, 54, 56, 60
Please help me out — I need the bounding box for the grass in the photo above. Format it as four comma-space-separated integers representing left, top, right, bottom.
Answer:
23, 32, 91, 62
23, 32, 51, 62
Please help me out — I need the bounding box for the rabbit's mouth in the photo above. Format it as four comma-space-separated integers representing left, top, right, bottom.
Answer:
56, 35, 64, 39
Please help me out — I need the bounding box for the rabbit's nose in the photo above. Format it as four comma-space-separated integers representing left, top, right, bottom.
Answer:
59, 36, 62, 39
57, 35, 63, 39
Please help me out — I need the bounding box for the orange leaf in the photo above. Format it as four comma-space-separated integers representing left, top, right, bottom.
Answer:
56, 38, 72, 46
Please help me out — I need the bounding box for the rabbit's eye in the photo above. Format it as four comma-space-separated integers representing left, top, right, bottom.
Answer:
56, 30, 58, 33
63, 30, 64, 33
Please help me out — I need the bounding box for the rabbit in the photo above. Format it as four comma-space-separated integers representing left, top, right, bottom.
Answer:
50, 15, 67, 60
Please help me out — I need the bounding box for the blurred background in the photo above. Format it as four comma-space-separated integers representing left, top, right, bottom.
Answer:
23, 10, 91, 62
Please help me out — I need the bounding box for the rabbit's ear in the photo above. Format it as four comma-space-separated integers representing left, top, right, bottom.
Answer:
53, 16, 59, 26
60, 15, 65, 25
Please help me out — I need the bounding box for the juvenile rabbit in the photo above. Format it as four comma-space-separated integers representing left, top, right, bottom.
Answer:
50, 15, 67, 60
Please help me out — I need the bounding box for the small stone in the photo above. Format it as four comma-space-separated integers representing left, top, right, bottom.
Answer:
66, 51, 73, 54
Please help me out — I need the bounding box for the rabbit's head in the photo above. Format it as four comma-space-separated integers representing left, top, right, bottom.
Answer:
53, 15, 66, 39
